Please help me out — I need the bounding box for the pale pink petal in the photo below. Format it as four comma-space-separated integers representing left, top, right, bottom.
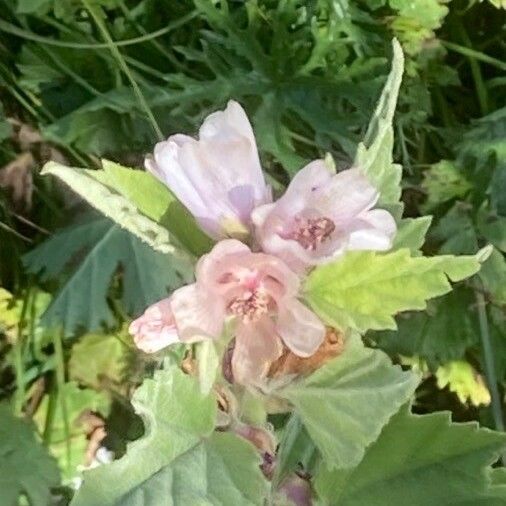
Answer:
321, 167, 378, 222
251, 202, 276, 230
195, 239, 251, 288
199, 101, 264, 194
231, 318, 284, 386
347, 209, 396, 251
170, 284, 225, 343
129, 298, 180, 353
276, 299, 325, 357
145, 101, 271, 239
253, 161, 396, 270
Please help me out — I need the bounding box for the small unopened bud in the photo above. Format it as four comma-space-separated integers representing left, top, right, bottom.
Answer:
276, 474, 313, 506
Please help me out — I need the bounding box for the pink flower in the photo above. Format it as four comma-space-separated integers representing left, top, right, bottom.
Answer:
145, 100, 271, 240
252, 160, 397, 272
129, 285, 222, 353
130, 240, 325, 385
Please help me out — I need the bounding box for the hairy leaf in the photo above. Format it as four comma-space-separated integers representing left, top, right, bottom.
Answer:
315, 405, 506, 505
281, 335, 419, 469
305, 248, 482, 333
42, 161, 190, 259
71, 367, 267, 505
355, 39, 404, 210
90, 161, 213, 256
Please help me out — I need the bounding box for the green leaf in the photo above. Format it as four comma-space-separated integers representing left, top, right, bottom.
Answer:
0, 403, 60, 505
42, 161, 190, 259
477, 204, 506, 253
0, 102, 12, 142
196, 340, 220, 395
281, 335, 419, 469
391, 216, 432, 254
374, 287, 479, 366
355, 39, 404, 209
24, 217, 190, 335
305, 248, 481, 333
421, 160, 472, 211
273, 415, 317, 488
389, 0, 449, 55
33, 382, 111, 481
315, 405, 506, 505
71, 367, 267, 505
479, 248, 506, 305
435, 361, 491, 407
90, 161, 213, 256
69, 332, 129, 389
431, 203, 479, 255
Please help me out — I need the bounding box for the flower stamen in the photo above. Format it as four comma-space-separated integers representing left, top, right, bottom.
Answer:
228, 289, 271, 323
290, 217, 335, 251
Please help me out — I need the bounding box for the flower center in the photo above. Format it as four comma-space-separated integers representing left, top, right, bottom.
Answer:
290, 216, 336, 251
228, 288, 271, 323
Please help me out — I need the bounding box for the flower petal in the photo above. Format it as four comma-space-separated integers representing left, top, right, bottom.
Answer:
231, 317, 284, 386
129, 298, 180, 353
277, 299, 325, 357
170, 284, 225, 343
145, 101, 270, 239
347, 209, 397, 251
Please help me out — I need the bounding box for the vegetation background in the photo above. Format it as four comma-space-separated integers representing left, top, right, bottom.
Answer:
0, 0, 505, 503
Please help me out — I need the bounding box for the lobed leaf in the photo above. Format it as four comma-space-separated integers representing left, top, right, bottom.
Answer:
315, 405, 506, 505
71, 367, 267, 506
0, 404, 60, 506
281, 334, 419, 469
304, 248, 482, 333
24, 217, 190, 335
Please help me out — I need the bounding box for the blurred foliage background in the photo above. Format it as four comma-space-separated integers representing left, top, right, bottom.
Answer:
0, 0, 505, 501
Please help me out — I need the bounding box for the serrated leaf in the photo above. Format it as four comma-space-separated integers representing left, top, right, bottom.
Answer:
374, 287, 480, 366
391, 216, 432, 254
71, 367, 267, 505
23, 217, 190, 335
281, 335, 419, 469
90, 161, 213, 256
355, 39, 404, 208
315, 405, 506, 505
0, 403, 60, 506
42, 161, 190, 259
305, 248, 481, 332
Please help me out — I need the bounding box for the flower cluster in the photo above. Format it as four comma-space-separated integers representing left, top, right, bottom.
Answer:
130, 101, 396, 386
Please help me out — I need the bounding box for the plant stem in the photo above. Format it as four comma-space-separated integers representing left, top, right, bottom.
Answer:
13, 288, 32, 416
475, 290, 505, 442
52, 330, 72, 473
441, 41, 506, 72
83, 0, 164, 141
455, 21, 489, 116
